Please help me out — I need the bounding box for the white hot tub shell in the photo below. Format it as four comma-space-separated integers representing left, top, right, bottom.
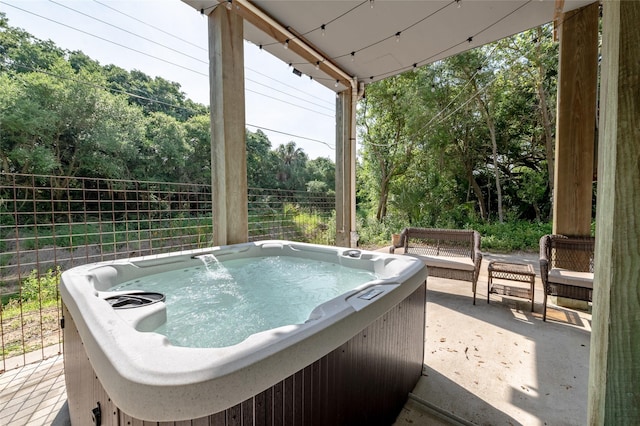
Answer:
61, 241, 428, 424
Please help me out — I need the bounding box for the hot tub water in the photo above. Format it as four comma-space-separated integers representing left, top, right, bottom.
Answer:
108, 255, 379, 348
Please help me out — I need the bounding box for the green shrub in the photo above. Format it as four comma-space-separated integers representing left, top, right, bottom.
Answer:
20, 267, 61, 303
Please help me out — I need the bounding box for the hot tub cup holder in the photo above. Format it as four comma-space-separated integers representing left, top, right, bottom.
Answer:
105, 292, 165, 309
344, 249, 361, 258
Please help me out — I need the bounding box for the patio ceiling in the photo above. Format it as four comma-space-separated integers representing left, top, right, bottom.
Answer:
183, 0, 594, 91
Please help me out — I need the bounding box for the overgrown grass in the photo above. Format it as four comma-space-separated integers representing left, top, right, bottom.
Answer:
1, 268, 61, 358
470, 220, 553, 252
12, 216, 214, 251
357, 217, 554, 253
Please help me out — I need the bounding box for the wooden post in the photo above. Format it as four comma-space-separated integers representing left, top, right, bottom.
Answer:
335, 89, 355, 248
589, 1, 640, 424
552, 2, 599, 237
208, 6, 248, 245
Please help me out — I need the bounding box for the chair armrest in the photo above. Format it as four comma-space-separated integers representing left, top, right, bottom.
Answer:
472, 231, 482, 262
539, 235, 550, 288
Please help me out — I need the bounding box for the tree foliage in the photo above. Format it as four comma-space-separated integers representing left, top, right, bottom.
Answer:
358, 25, 558, 228
0, 13, 334, 192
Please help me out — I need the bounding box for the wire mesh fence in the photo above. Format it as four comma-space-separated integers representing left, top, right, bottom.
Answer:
0, 173, 335, 371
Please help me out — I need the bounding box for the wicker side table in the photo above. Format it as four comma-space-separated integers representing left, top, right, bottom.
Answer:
487, 261, 536, 311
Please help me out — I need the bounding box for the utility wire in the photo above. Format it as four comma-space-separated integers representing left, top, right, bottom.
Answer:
92, 0, 207, 52
6, 61, 335, 150
246, 67, 334, 107
92, 0, 334, 107
247, 78, 333, 112
246, 88, 334, 118
4, 1, 334, 112
245, 125, 334, 150
2, 1, 334, 117
49, 0, 208, 65
1, 1, 209, 76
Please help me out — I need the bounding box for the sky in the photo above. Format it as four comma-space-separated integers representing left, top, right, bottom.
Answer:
1, 0, 337, 159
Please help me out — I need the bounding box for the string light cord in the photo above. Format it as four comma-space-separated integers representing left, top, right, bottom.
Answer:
371, 0, 534, 82
259, 0, 369, 48
242, 0, 534, 86
318, 0, 456, 62
364, 33, 538, 150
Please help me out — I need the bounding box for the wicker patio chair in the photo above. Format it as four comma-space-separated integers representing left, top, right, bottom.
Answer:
539, 234, 595, 321
389, 228, 482, 304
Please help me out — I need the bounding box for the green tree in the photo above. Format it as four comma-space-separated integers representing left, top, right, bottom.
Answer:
274, 141, 308, 191
183, 114, 212, 184
137, 112, 190, 181
306, 157, 335, 194
358, 73, 421, 222
246, 129, 277, 188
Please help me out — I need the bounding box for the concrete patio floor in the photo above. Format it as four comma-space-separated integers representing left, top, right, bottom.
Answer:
0, 252, 591, 425
394, 252, 591, 426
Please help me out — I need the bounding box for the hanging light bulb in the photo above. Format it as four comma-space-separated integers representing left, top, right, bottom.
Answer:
321, 24, 326, 36
335, 80, 339, 88
395, 32, 401, 42
413, 63, 418, 72
456, 0, 461, 8
226, 0, 233, 10
351, 52, 355, 62
315, 61, 320, 70
284, 39, 289, 49
370, 0, 374, 8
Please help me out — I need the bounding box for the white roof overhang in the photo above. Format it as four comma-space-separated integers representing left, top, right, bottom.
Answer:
182, 0, 596, 91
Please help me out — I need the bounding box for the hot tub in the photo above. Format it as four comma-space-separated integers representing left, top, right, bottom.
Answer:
61, 241, 428, 425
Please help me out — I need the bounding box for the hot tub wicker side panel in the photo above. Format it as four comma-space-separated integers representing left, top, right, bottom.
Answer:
64, 282, 426, 425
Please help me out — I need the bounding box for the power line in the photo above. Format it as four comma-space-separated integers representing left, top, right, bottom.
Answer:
8, 61, 202, 114
6, 60, 334, 151
49, 0, 209, 66
92, 0, 207, 52
2, 1, 336, 118
246, 67, 335, 107
4, 1, 335, 113
246, 77, 333, 112
245, 88, 334, 118
246, 124, 334, 150
93, 0, 335, 107
1, 1, 210, 76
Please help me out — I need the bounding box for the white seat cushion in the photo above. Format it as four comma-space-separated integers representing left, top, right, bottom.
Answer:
406, 254, 475, 272
549, 268, 594, 289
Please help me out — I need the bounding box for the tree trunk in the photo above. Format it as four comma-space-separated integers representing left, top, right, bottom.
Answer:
487, 116, 504, 223
376, 175, 390, 221
468, 169, 487, 220
535, 27, 555, 220
474, 91, 504, 223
